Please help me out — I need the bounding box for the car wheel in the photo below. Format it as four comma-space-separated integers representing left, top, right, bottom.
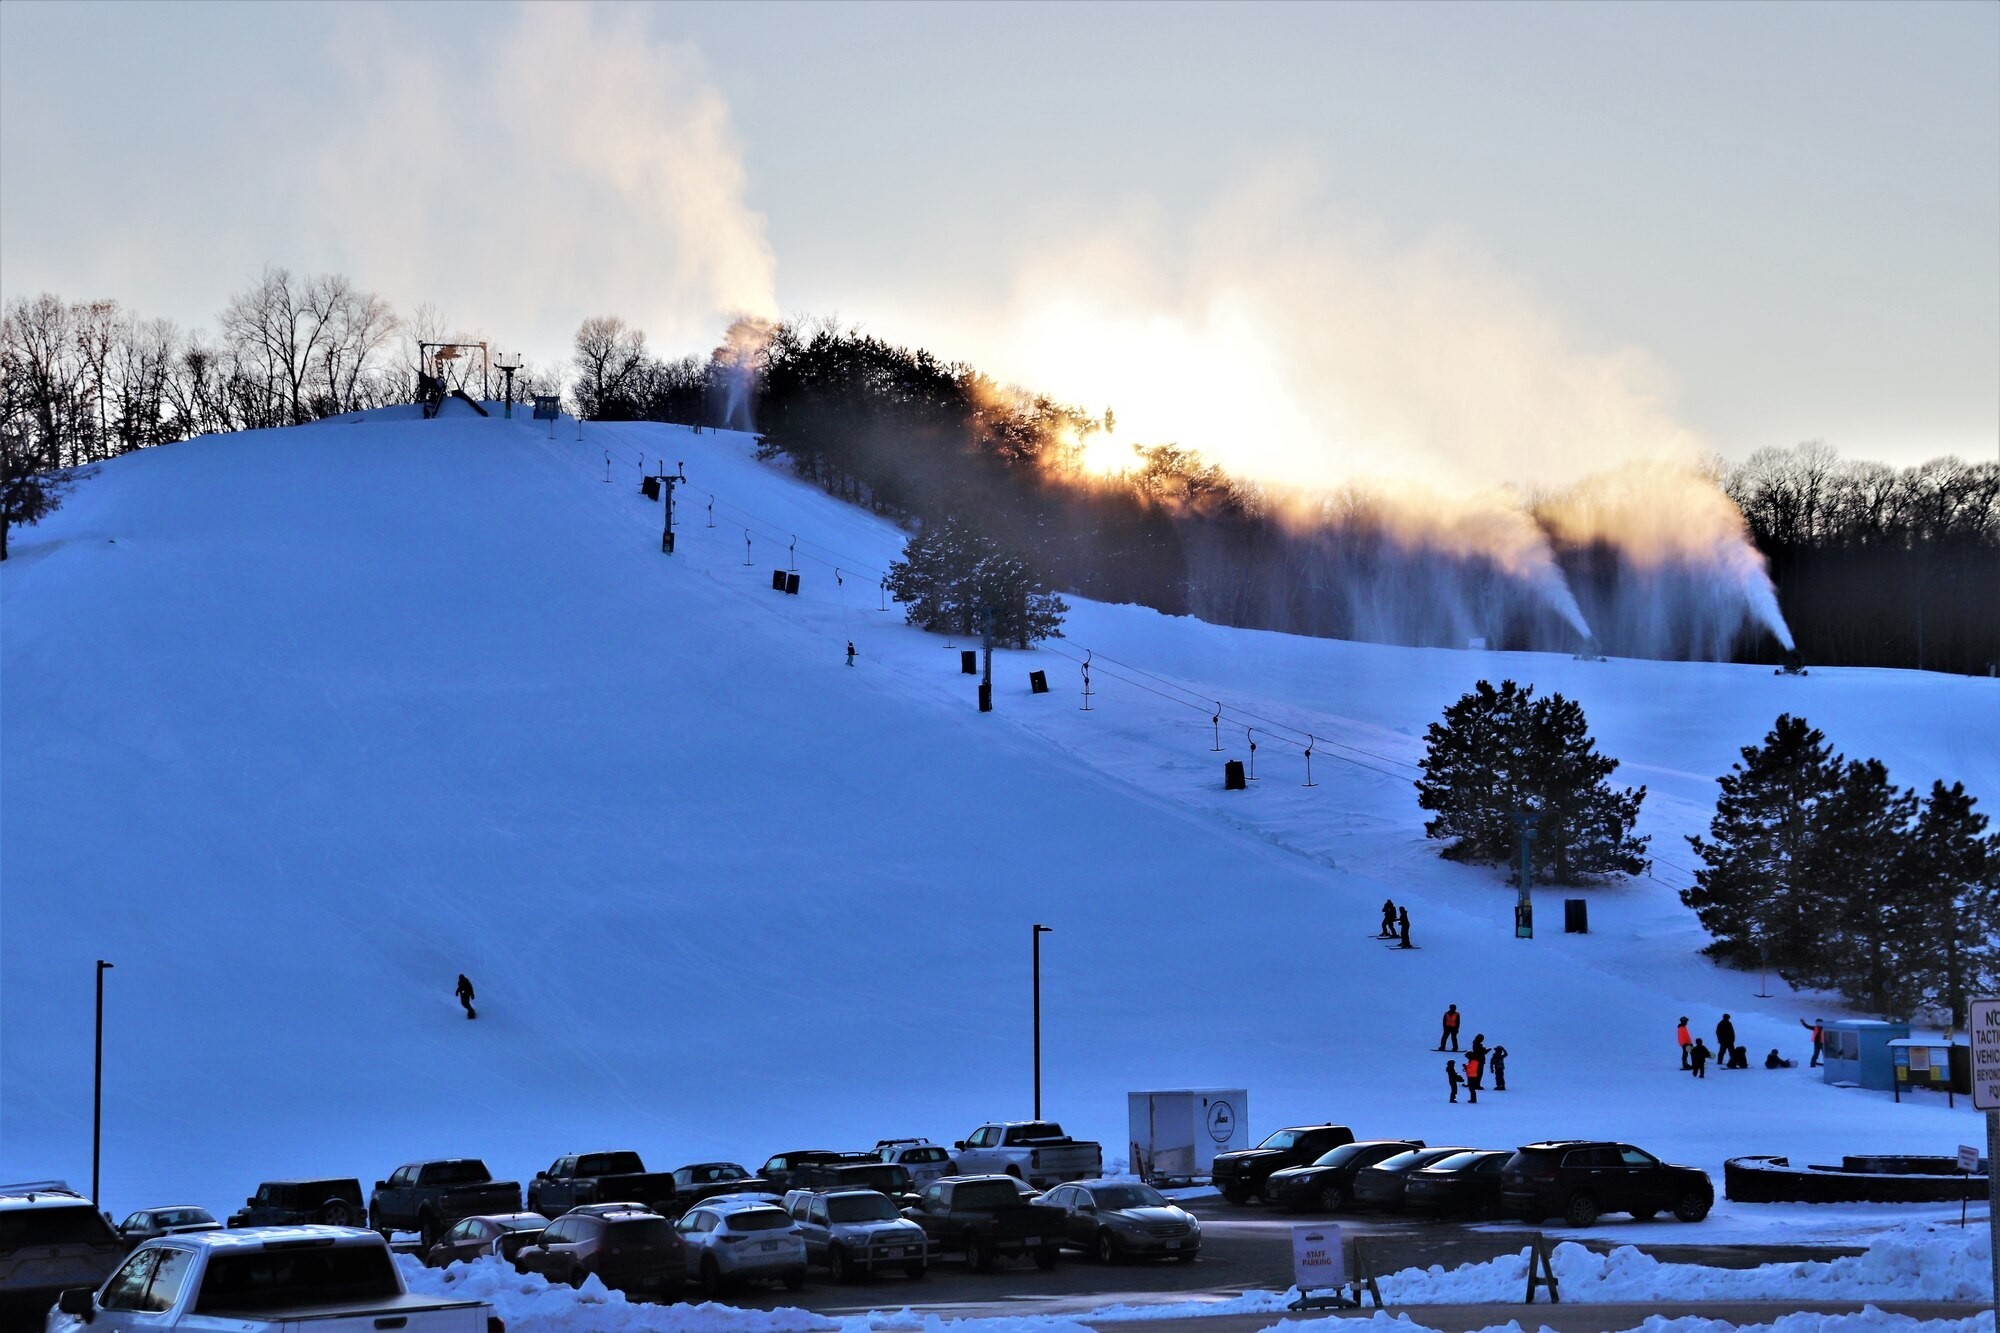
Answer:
904, 1259, 926, 1280
418, 1211, 439, 1248
700, 1256, 724, 1300
1221, 1185, 1251, 1205
321, 1201, 354, 1227
568, 1267, 586, 1290
783, 1268, 805, 1291
1006, 1166, 1024, 1181
1673, 1191, 1712, 1223
828, 1244, 851, 1283
963, 1230, 990, 1272
1319, 1183, 1347, 1213
1563, 1193, 1600, 1228
1034, 1245, 1059, 1270
1095, 1229, 1122, 1265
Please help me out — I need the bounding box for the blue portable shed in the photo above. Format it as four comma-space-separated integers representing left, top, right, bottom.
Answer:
1822, 1019, 1910, 1091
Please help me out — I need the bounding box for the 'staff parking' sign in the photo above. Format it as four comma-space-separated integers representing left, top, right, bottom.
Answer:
1971, 997, 2000, 1111
1291, 1224, 1344, 1289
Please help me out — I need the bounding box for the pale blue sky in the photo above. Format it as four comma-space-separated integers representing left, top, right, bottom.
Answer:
3, 0, 1994, 476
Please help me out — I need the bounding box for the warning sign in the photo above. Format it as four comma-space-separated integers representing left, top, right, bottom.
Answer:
1971, 997, 2000, 1111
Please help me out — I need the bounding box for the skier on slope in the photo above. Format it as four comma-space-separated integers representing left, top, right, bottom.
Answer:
1437, 1003, 1460, 1051
455, 973, 477, 1020
1380, 898, 1397, 937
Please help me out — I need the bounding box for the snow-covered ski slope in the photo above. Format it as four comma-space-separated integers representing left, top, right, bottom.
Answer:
4, 408, 1995, 1229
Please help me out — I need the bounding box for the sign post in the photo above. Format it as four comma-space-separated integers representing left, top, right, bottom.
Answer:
1968, 996, 1999, 1304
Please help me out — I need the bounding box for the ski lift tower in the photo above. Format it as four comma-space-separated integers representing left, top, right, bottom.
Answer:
417, 341, 491, 418
494, 351, 524, 418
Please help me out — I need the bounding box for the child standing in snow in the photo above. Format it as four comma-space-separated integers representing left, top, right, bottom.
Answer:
1446, 1060, 1463, 1103
455, 973, 476, 1020
1380, 899, 1397, 937
1491, 1045, 1508, 1090
1690, 1038, 1710, 1078
846, 641, 856, 667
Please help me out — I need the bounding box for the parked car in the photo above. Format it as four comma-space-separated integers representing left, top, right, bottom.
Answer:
46, 1226, 495, 1333
369, 1160, 522, 1246
783, 1188, 929, 1281
1264, 1140, 1423, 1212
758, 1151, 860, 1193
674, 1199, 806, 1297
114, 1207, 223, 1250
1402, 1149, 1512, 1220
227, 1179, 366, 1229
795, 1162, 915, 1201
671, 1163, 771, 1210
514, 1206, 682, 1297
1500, 1141, 1714, 1227
902, 1175, 1060, 1272
528, 1151, 677, 1218
0, 1182, 122, 1325
423, 1212, 549, 1267
1351, 1147, 1470, 1212
1033, 1179, 1200, 1264
1210, 1125, 1355, 1204
875, 1140, 956, 1186
952, 1123, 1101, 1189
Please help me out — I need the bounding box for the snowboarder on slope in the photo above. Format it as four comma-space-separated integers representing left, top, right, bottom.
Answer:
1677, 1017, 1693, 1069
1716, 1013, 1736, 1059
1800, 1018, 1823, 1067
1397, 906, 1412, 949
1490, 1044, 1508, 1090
455, 973, 476, 1020
1380, 898, 1397, 937
845, 640, 856, 667
1438, 1004, 1461, 1051
1446, 1060, 1463, 1103
1690, 1038, 1710, 1078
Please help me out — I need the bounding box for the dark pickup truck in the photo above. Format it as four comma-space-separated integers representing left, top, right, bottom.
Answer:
1212, 1124, 1355, 1203
527, 1151, 677, 1217
369, 1159, 523, 1244
903, 1176, 1060, 1272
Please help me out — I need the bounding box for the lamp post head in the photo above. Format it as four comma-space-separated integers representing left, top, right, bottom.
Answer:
1034, 924, 1052, 935
98, 960, 114, 971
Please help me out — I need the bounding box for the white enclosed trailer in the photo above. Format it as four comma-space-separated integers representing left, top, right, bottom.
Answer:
1127, 1088, 1248, 1182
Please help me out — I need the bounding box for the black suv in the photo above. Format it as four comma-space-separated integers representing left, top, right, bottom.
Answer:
1265, 1139, 1422, 1212
228, 1178, 366, 1228
1211, 1124, 1354, 1203
1500, 1141, 1713, 1227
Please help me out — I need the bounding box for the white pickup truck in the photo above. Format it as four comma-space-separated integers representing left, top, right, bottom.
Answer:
44, 1226, 498, 1333
952, 1121, 1102, 1189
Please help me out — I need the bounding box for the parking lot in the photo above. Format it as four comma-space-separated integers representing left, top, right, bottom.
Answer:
711, 1194, 1869, 1318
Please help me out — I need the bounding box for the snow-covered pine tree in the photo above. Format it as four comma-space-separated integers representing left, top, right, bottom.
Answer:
1893, 781, 2000, 1030
1416, 680, 1647, 883
885, 517, 1067, 645
1683, 713, 1844, 970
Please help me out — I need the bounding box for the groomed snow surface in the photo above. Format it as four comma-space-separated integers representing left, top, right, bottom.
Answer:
398, 1223, 1992, 1330
4, 409, 1997, 1326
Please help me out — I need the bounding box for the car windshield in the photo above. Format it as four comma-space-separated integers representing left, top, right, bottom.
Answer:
1090, 1185, 1169, 1210
1258, 1130, 1301, 1151
1372, 1151, 1434, 1174
1423, 1152, 1489, 1173
195, 1244, 400, 1312
0, 1204, 116, 1247
154, 1209, 214, 1228
827, 1195, 899, 1223
1310, 1143, 1370, 1168
605, 1219, 671, 1245
724, 1209, 790, 1233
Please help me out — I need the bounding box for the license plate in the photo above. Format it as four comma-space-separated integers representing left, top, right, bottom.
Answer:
1166, 1240, 1181, 1250
760, 1241, 778, 1252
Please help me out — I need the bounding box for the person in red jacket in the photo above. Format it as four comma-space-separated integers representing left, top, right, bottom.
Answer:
1800, 1018, 1824, 1067
1677, 1017, 1693, 1069
1438, 1004, 1461, 1051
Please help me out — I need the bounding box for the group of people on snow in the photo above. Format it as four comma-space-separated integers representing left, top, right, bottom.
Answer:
1676, 1012, 1823, 1076
1438, 1006, 1506, 1103
1379, 897, 1412, 948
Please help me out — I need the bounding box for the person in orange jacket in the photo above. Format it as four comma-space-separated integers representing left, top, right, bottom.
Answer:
1438, 1004, 1461, 1051
1800, 1017, 1823, 1067
1677, 1016, 1693, 1069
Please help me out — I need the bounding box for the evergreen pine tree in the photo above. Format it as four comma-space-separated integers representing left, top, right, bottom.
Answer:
885, 517, 1067, 645
1417, 680, 1648, 883
1808, 759, 1918, 1011
1894, 781, 2000, 1030
1684, 714, 1844, 969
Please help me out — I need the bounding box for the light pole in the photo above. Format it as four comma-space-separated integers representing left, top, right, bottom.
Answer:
1032, 924, 1052, 1118
93, 960, 113, 1205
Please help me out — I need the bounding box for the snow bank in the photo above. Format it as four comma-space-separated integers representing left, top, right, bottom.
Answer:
1259, 1311, 1991, 1333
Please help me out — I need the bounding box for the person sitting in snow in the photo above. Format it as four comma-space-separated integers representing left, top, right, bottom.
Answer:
1765, 1048, 1796, 1069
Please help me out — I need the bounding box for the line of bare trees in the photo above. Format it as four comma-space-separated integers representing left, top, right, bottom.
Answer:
1721, 442, 2000, 674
